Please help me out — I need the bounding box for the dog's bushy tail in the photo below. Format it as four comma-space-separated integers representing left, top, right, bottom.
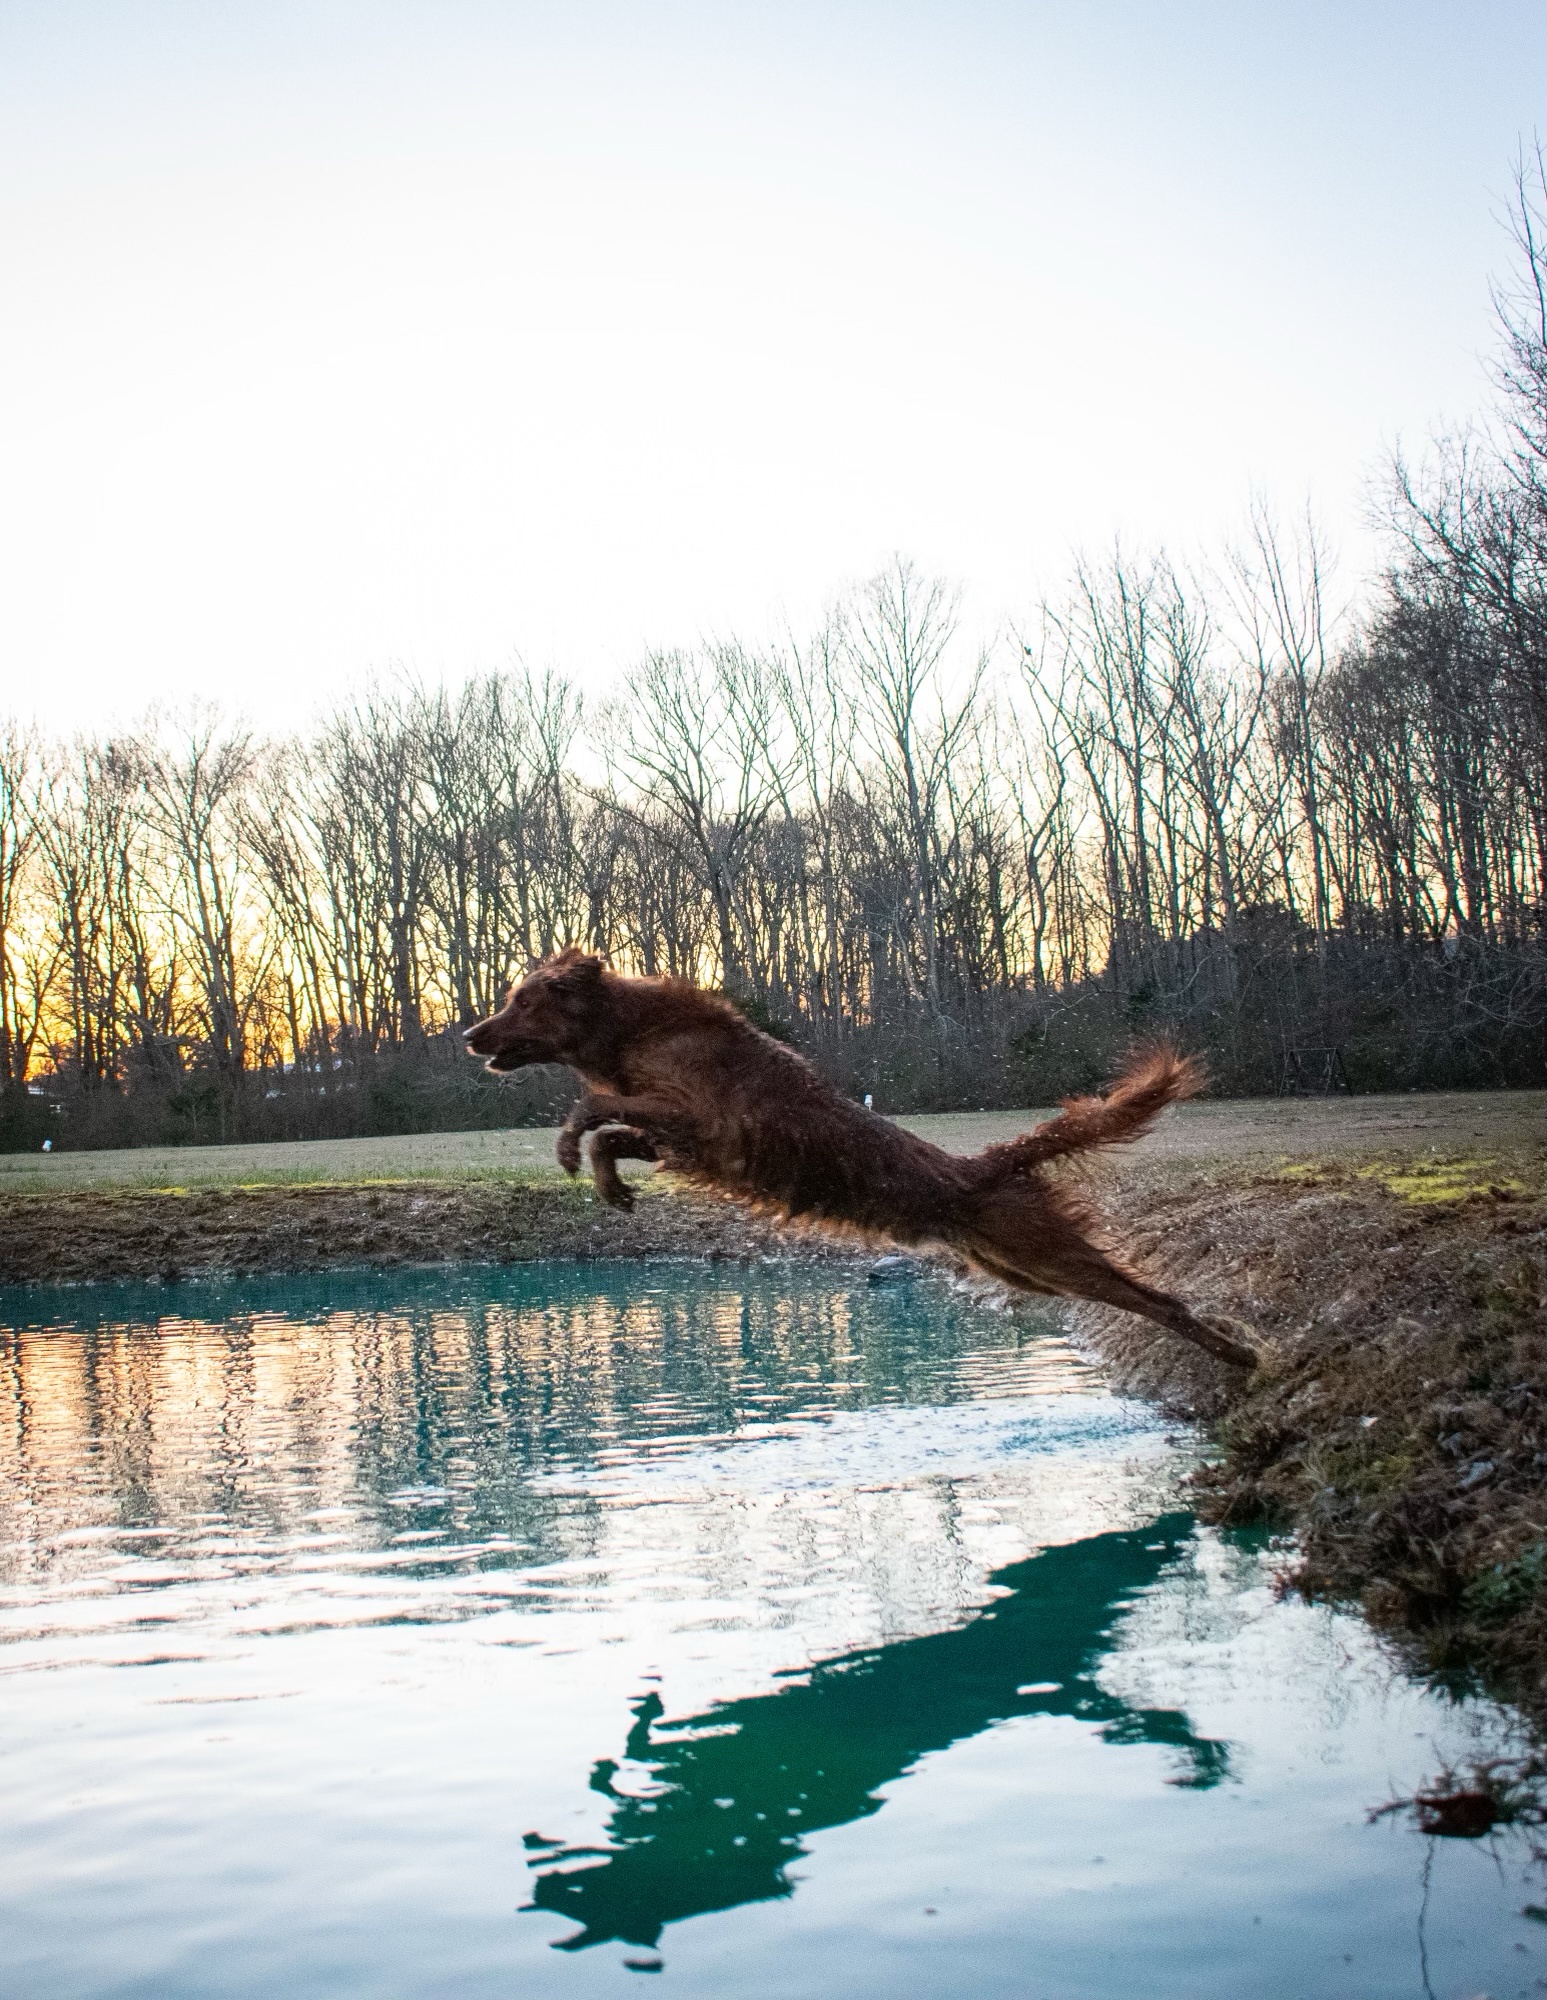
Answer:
973, 1046, 1203, 1182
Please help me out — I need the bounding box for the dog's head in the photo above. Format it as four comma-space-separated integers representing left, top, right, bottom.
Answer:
464, 948, 607, 1072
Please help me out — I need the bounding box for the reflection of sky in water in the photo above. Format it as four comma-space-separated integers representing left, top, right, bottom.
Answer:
0, 1264, 1536, 1998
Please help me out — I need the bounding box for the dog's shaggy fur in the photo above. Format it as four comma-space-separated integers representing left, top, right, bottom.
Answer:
465, 950, 1256, 1368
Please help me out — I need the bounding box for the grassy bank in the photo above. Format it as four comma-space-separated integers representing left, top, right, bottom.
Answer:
1071, 1144, 1546, 1729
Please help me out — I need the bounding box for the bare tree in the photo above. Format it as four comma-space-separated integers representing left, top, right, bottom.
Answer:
844, 557, 983, 1014
139, 713, 260, 1091
0, 727, 56, 1091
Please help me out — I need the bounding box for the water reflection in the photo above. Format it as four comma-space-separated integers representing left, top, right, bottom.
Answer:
0, 1265, 1535, 2000
0, 1265, 1130, 1669
0, 1262, 1098, 1572
529, 1515, 1229, 1953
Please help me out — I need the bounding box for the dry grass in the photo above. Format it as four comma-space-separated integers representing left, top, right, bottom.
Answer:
0, 1124, 568, 1193
2, 1088, 1540, 1193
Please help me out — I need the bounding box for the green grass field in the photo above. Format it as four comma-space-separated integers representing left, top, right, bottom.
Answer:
0, 1090, 1540, 1195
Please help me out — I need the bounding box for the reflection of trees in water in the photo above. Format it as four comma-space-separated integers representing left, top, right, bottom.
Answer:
527, 1516, 1229, 1953
0, 1266, 1058, 1584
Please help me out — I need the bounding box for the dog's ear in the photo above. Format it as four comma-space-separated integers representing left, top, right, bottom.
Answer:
547, 951, 605, 1010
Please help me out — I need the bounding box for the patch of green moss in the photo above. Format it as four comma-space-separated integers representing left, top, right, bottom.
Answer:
1271, 1152, 1542, 1205
1357, 1157, 1530, 1204
1462, 1543, 1546, 1625
1273, 1162, 1342, 1186
1365, 1449, 1419, 1491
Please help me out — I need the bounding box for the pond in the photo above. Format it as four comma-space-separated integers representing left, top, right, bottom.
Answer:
0, 1262, 1538, 1999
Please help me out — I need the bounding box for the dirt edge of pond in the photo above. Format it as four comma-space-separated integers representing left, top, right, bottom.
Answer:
4, 1154, 1544, 1732
1067, 1156, 1546, 1732
0, 1177, 865, 1288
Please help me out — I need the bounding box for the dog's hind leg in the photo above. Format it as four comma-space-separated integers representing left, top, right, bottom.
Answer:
960, 1200, 1257, 1369
1051, 1259, 1257, 1369
587, 1126, 660, 1211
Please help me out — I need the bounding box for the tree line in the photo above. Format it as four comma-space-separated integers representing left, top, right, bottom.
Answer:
2, 169, 1543, 1150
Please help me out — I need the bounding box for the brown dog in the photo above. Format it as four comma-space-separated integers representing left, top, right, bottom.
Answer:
465, 949, 1255, 1368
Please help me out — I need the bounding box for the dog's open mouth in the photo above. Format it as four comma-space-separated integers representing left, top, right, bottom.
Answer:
474, 1039, 546, 1073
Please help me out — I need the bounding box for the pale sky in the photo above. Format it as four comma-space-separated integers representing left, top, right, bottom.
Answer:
1, 1, 1540, 732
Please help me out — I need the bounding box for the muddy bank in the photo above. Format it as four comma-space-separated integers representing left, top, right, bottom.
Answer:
1071, 1158, 1546, 1727
0, 1178, 856, 1288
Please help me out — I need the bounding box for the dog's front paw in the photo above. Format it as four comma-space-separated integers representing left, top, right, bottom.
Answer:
597, 1176, 635, 1213
556, 1132, 582, 1176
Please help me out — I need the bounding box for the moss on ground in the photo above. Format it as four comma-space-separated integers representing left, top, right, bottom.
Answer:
1275, 1152, 1537, 1204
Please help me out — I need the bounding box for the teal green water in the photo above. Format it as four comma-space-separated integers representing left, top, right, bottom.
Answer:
0, 1263, 1537, 1998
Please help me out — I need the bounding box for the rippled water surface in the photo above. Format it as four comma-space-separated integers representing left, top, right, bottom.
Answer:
0, 1263, 1538, 1999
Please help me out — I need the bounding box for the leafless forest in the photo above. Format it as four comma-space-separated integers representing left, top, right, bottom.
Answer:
2, 176, 1544, 1150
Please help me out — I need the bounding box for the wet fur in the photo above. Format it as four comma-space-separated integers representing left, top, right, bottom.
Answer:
465, 951, 1256, 1368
